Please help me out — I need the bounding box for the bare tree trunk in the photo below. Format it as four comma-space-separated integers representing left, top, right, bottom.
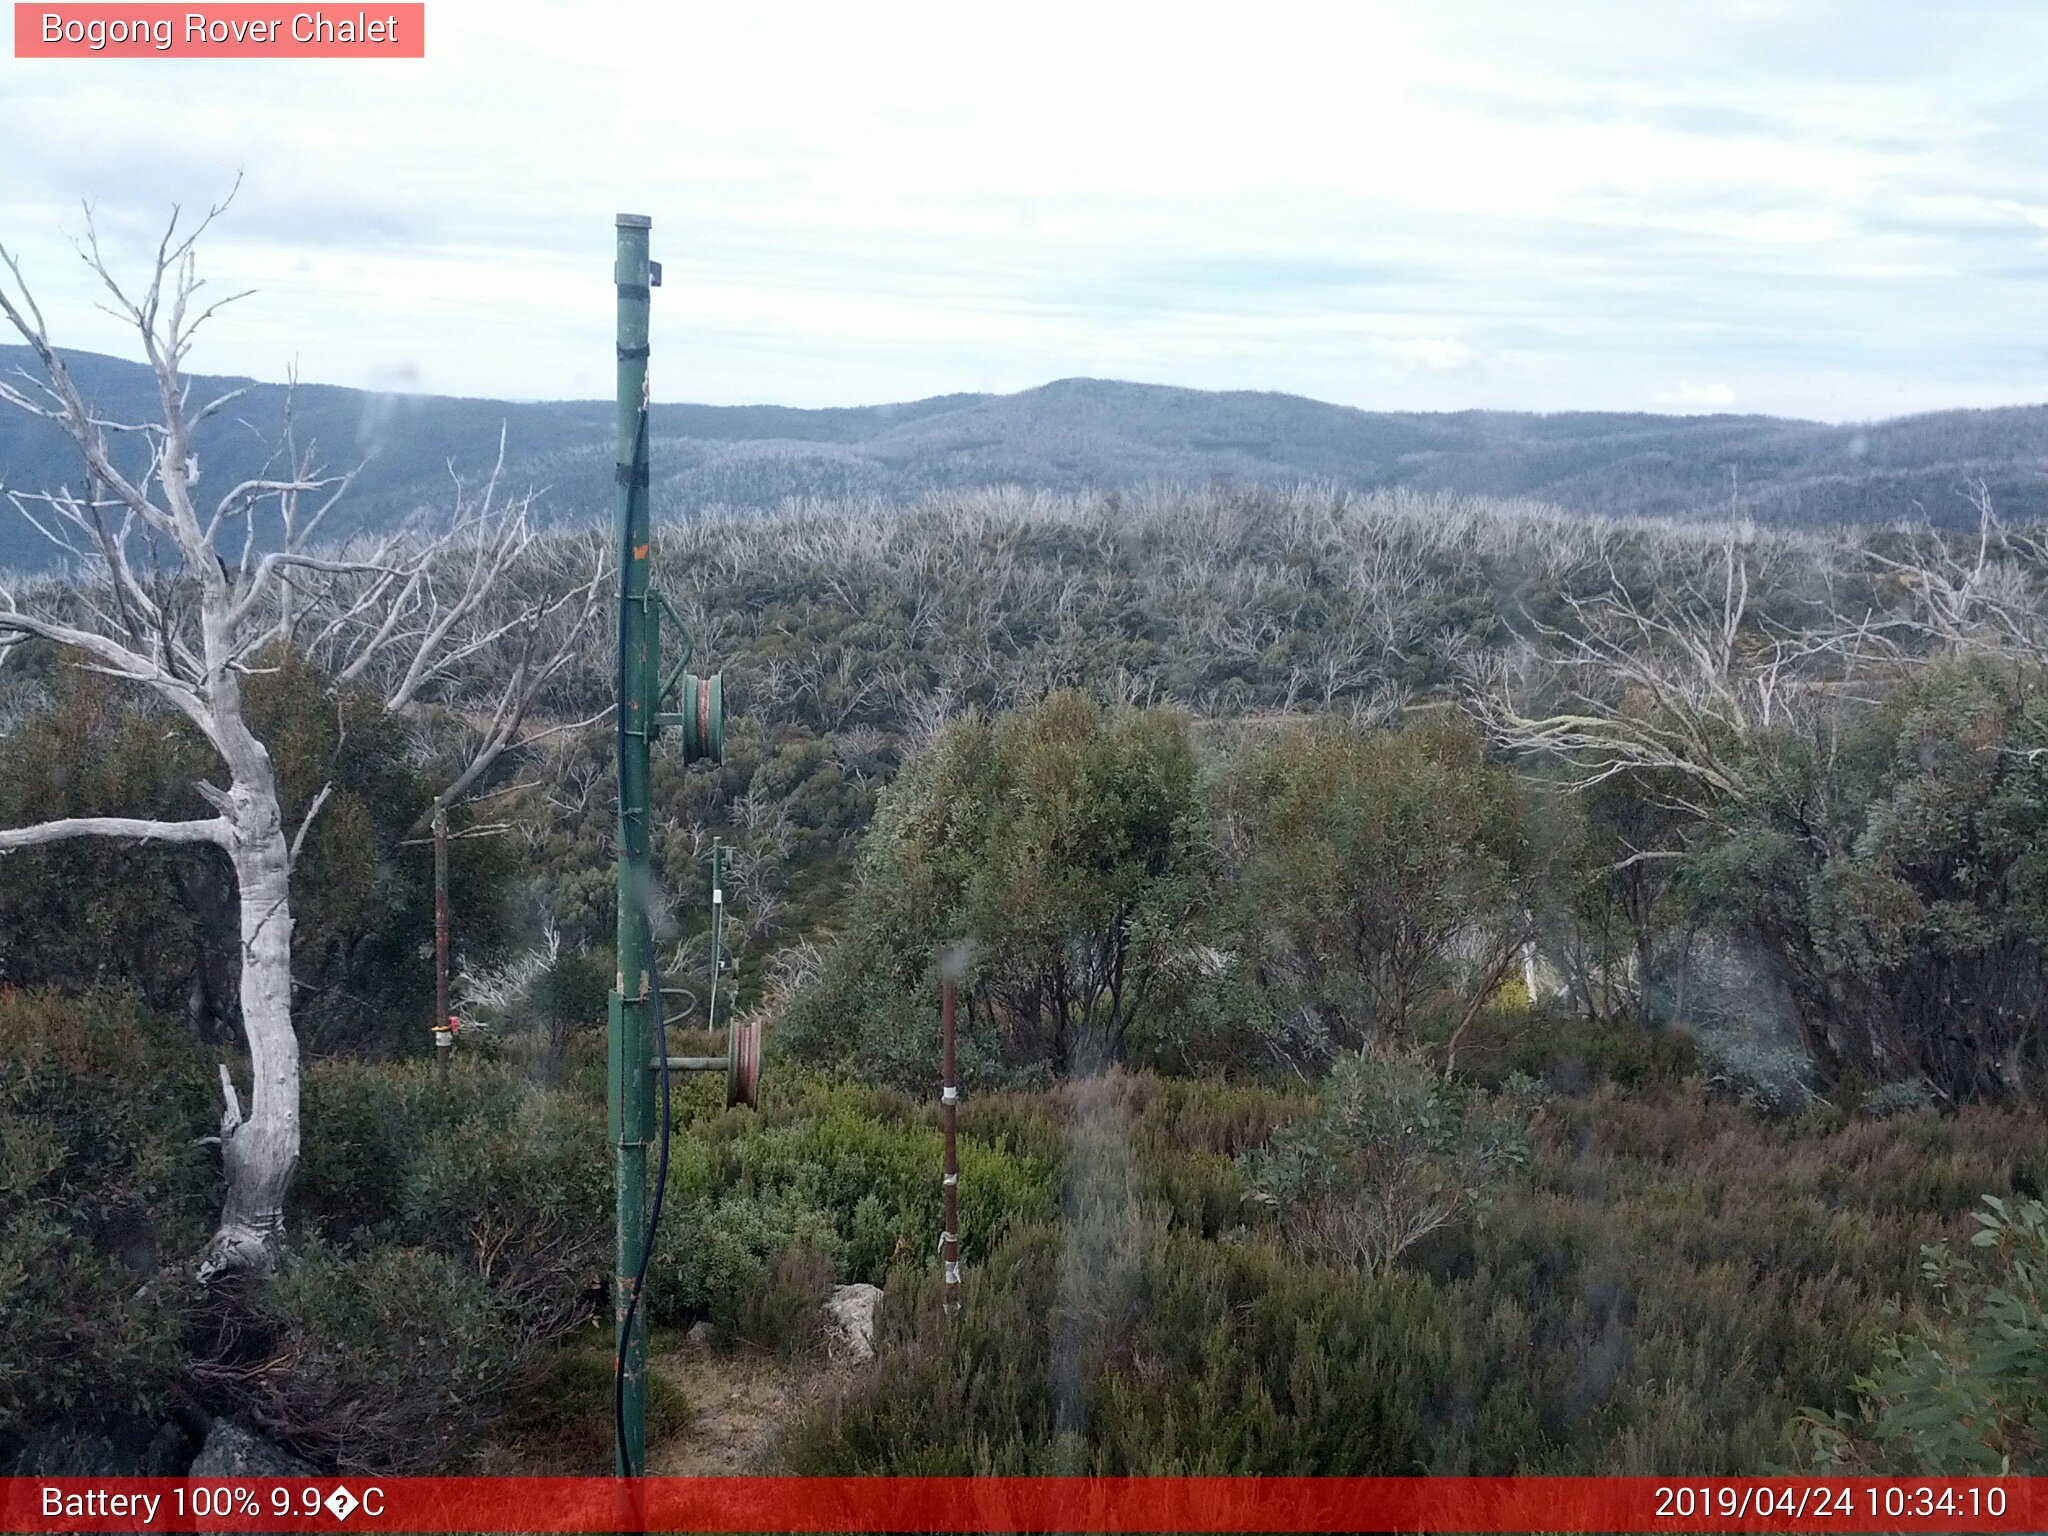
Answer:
200, 781, 300, 1280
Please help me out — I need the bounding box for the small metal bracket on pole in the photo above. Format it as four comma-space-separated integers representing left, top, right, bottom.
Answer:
431, 1015, 457, 1081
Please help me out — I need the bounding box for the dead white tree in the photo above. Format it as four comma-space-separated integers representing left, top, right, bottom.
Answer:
1863, 484, 2048, 662
304, 477, 607, 832
0, 199, 595, 1279
0, 197, 359, 1279
1468, 532, 1867, 815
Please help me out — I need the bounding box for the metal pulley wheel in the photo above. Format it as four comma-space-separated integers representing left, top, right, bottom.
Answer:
726, 1012, 761, 1108
678, 671, 724, 764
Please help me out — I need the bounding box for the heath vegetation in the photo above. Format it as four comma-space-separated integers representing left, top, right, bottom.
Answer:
7, 455, 2048, 1472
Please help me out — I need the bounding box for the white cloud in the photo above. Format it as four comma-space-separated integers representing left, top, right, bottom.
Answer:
1371, 337, 1476, 370
1655, 382, 1738, 408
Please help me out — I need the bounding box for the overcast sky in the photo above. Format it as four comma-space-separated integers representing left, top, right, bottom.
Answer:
4, 1, 2046, 421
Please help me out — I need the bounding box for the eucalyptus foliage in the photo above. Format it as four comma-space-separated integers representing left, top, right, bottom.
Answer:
784, 692, 1208, 1083
1239, 1050, 1537, 1274
1799, 1196, 2048, 1473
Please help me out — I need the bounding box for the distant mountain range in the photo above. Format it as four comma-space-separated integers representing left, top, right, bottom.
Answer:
3, 345, 2045, 573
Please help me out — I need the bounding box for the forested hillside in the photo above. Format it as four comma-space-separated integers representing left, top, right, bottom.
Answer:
5, 346, 2048, 576
7, 483, 2048, 1476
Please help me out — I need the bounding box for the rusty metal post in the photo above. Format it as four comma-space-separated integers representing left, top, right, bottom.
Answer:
942, 974, 960, 1317
433, 804, 450, 1080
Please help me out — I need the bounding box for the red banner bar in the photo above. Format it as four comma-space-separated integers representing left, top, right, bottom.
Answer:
0, 1477, 2041, 1533
13, 4, 424, 58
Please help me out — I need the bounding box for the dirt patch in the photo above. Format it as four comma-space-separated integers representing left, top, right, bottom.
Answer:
485, 1326, 844, 1474
645, 1337, 836, 1475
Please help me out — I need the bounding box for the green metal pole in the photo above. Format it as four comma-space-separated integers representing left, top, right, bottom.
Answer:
609, 211, 656, 1479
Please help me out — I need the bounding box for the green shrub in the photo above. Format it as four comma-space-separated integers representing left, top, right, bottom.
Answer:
0, 1214, 192, 1448
786, 1070, 2035, 1476
1686, 659, 2048, 1104
1796, 1196, 2048, 1473
1861, 1079, 1939, 1120
526, 945, 611, 1065
292, 1058, 523, 1241
274, 1058, 611, 1462
784, 1213, 1485, 1476
648, 1189, 842, 1351
784, 693, 1209, 1084
1239, 1050, 1533, 1273
1214, 719, 1534, 1062
644, 1072, 1058, 1348
0, 1005, 599, 1474
1424, 1003, 1701, 1096
0, 990, 213, 1449
0, 662, 517, 1054
296, 1057, 606, 1262
1697, 1034, 1820, 1118
391, 1082, 607, 1321
1537, 1018, 1698, 1092
190, 1243, 530, 1472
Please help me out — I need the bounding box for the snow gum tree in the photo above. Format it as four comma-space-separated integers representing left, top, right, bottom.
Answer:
0, 197, 595, 1277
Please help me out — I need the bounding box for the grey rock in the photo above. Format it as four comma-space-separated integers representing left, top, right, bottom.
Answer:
685, 1320, 715, 1347
824, 1282, 883, 1363
189, 1418, 317, 1477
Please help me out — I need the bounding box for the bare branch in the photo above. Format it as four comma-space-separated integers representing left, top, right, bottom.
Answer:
288, 782, 335, 869
0, 814, 230, 852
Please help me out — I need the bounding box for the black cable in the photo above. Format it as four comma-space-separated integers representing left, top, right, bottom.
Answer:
612, 403, 674, 1479
613, 905, 673, 1478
